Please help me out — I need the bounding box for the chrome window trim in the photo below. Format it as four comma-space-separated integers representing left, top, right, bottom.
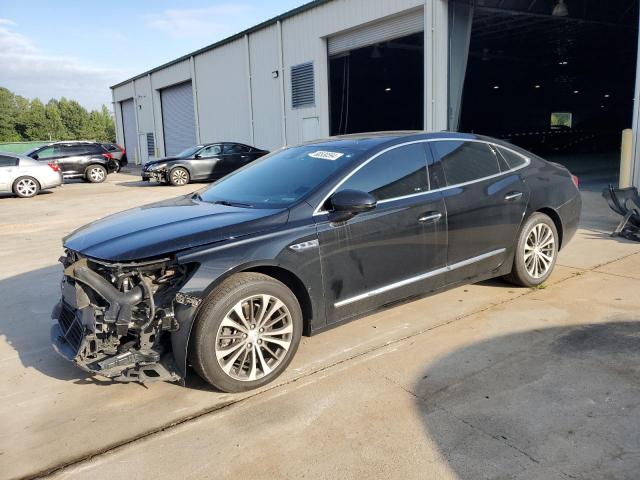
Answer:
334, 248, 506, 308
313, 138, 531, 216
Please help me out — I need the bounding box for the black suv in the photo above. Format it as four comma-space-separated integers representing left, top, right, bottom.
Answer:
27, 142, 119, 183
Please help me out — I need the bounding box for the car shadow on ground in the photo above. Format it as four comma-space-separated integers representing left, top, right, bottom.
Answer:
415, 321, 640, 479
0, 190, 55, 199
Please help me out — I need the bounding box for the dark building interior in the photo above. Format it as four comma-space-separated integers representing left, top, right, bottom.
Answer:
329, 31, 424, 135
460, 0, 639, 188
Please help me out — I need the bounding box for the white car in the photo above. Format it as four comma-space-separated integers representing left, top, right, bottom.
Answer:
0, 151, 63, 198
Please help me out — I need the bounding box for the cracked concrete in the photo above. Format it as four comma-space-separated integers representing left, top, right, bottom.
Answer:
1, 174, 640, 479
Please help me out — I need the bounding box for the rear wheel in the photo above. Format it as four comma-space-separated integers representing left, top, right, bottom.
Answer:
85, 164, 107, 183
169, 167, 190, 186
13, 176, 40, 198
189, 273, 303, 393
505, 212, 558, 287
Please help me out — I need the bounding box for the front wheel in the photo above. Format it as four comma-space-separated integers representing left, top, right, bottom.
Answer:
13, 176, 40, 198
189, 273, 303, 393
505, 212, 558, 287
169, 167, 190, 186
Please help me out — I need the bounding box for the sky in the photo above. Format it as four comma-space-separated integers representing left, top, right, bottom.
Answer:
0, 0, 308, 111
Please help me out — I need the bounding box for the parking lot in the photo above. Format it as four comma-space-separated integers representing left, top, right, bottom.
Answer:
2, 171, 640, 479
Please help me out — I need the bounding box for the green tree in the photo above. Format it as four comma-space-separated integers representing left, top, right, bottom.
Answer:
24, 99, 49, 140
44, 100, 68, 140
0, 87, 21, 141
58, 98, 90, 138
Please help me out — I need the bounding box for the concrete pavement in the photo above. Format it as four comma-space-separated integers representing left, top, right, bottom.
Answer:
1, 172, 639, 479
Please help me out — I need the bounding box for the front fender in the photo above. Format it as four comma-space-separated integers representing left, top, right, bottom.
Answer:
170, 222, 324, 381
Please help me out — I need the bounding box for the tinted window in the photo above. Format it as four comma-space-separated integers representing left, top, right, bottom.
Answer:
35, 146, 56, 159
58, 145, 92, 156
497, 146, 527, 169
339, 143, 429, 201
432, 141, 500, 186
0, 155, 18, 167
224, 144, 249, 154
200, 145, 222, 157
103, 144, 118, 152
198, 146, 359, 208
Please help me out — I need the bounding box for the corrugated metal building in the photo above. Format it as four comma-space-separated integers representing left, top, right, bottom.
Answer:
111, 0, 640, 188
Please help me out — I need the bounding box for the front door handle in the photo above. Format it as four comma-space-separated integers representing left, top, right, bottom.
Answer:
418, 212, 442, 223
504, 191, 523, 202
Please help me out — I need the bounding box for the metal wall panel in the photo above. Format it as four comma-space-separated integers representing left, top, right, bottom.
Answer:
248, 25, 283, 150
194, 38, 252, 145
281, 0, 424, 144
327, 8, 424, 55
161, 82, 197, 156
120, 99, 138, 164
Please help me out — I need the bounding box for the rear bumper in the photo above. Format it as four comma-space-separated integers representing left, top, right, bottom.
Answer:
557, 192, 582, 249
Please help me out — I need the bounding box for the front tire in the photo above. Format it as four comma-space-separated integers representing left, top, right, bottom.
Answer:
13, 176, 40, 198
505, 212, 558, 287
85, 164, 107, 183
169, 167, 190, 186
189, 273, 303, 393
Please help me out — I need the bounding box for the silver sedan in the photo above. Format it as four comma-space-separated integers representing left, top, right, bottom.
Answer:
0, 151, 63, 198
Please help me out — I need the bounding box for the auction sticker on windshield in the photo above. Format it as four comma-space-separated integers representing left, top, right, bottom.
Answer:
308, 151, 344, 161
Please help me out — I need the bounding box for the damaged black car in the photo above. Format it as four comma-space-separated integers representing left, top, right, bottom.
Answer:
51, 132, 581, 392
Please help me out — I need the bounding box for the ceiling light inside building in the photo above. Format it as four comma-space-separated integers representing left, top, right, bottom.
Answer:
552, 0, 569, 16
493, 85, 499, 90
604, 94, 610, 98
573, 90, 579, 94
384, 87, 391, 92
535, 85, 541, 89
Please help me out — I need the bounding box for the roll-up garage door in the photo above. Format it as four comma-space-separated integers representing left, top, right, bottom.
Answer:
161, 81, 197, 157
120, 98, 138, 164
328, 8, 424, 56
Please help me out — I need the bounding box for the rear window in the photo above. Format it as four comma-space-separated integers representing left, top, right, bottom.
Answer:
0, 155, 18, 167
431, 140, 500, 186
497, 146, 528, 169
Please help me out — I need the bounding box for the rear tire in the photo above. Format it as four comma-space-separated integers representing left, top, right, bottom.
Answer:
169, 167, 190, 186
13, 176, 40, 198
85, 164, 107, 183
505, 212, 558, 287
189, 273, 303, 393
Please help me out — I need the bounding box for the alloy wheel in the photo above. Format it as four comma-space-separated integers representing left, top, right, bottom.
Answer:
215, 294, 293, 381
171, 169, 188, 185
16, 178, 38, 197
89, 167, 105, 182
524, 223, 555, 279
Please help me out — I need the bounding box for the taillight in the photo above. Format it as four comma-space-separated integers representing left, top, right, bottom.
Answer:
571, 174, 579, 188
117, 144, 125, 153
102, 153, 113, 160
48, 162, 60, 172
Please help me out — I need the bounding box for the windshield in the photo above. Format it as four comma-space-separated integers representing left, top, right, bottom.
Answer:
198, 145, 360, 208
176, 146, 202, 158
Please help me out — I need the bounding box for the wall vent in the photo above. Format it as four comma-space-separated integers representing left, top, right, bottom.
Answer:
291, 62, 315, 108
146, 133, 155, 157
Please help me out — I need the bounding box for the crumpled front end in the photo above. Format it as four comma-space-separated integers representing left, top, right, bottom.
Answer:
51, 250, 195, 383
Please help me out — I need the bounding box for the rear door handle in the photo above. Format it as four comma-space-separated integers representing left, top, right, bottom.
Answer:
504, 191, 523, 201
418, 212, 442, 223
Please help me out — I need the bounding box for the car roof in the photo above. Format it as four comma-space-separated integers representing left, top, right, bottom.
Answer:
299, 131, 482, 151
0, 151, 37, 160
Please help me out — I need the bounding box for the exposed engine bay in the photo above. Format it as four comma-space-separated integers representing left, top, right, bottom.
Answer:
51, 250, 193, 382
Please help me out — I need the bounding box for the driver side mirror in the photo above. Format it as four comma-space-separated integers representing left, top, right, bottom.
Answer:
329, 189, 376, 221
31, 154, 39, 160
194, 153, 202, 159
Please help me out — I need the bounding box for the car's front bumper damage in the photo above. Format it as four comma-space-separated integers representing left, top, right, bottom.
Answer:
51, 251, 193, 383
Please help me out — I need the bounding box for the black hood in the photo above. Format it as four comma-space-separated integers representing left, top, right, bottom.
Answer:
143, 157, 183, 168
63, 195, 289, 261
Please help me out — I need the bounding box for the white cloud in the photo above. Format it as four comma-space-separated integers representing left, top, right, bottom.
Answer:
0, 18, 127, 110
145, 4, 255, 39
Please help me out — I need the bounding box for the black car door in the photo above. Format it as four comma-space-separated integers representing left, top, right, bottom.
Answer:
218, 143, 252, 175
315, 142, 447, 324
56, 144, 88, 175
428, 139, 530, 284
192, 144, 223, 180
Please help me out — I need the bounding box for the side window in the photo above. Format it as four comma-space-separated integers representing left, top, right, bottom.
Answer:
432, 141, 500, 186
224, 144, 244, 155
338, 143, 429, 202
200, 145, 222, 157
0, 155, 18, 167
88, 144, 107, 154
497, 146, 527, 170
36, 146, 56, 159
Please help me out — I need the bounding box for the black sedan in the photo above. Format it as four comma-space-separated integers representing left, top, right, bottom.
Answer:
142, 142, 268, 185
52, 132, 581, 392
